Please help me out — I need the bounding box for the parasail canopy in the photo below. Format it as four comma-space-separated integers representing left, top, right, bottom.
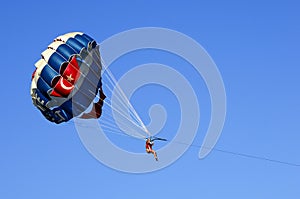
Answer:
30, 32, 104, 124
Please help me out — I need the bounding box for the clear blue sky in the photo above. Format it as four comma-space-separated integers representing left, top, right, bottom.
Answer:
1, 0, 300, 198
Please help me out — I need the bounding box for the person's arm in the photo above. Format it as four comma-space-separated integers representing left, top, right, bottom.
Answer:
150, 140, 154, 146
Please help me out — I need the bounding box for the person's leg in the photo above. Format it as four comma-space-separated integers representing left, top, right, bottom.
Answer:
154, 151, 158, 161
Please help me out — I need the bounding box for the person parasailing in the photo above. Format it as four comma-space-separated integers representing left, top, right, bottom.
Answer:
145, 137, 158, 161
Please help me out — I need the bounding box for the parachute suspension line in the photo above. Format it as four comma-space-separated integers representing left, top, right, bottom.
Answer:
103, 83, 130, 116
59, 45, 149, 139
77, 46, 146, 136
104, 70, 149, 137
80, 47, 147, 134
101, 60, 150, 137
103, 129, 145, 139
91, 81, 148, 138
70, 59, 145, 136
100, 108, 147, 139
103, 73, 145, 126
104, 73, 133, 112
73, 109, 143, 138
94, 93, 147, 134
74, 120, 122, 134
74, 109, 146, 140
100, 108, 145, 137
103, 95, 143, 129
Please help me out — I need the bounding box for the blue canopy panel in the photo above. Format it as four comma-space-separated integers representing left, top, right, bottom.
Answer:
31, 32, 102, 124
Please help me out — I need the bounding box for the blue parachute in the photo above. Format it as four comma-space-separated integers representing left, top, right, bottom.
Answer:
30, 32, 105, 124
